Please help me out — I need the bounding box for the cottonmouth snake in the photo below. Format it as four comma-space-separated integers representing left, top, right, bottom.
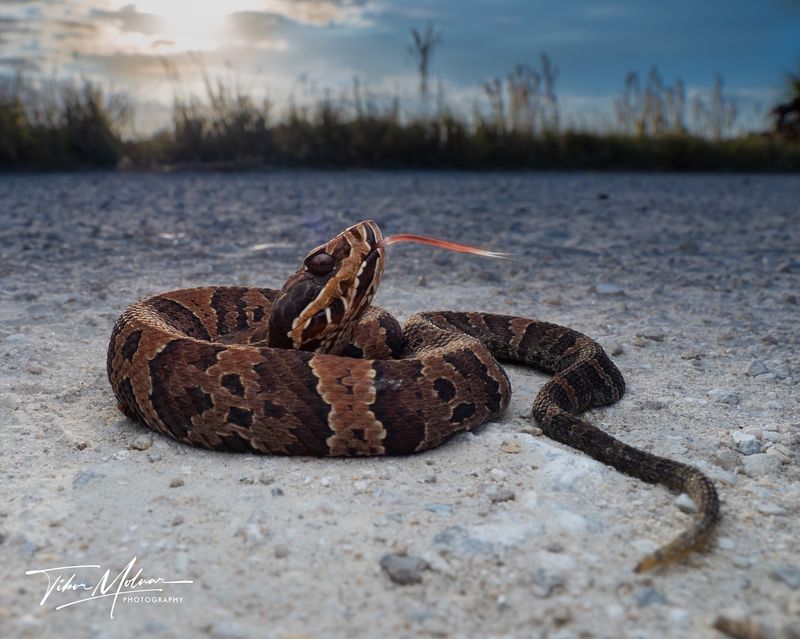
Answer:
108, 220, 719, 572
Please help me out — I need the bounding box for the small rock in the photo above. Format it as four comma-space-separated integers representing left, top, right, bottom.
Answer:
171, 515, 184, 526
603, 341, 624, 356
593, 283, 625, 296
169, 477, 185, 488
741, 453, 782, 478
635, 586, 666, 607
379, 554, 428, 585
674, 493, 697, 514
423, 473, 437, 484
770, 565, 800, 590
425, 503, 454, 516
708, 388, 739, 404
489, 468, 507, 481
731, 431, 761, 455
274, 545, 290, 559
713, 449, 743, 471
637, 328, 667, 342
129, 433, 153, 450
72, 470, 104, 489
353, 480, 370, 493
757, 502, 787, 516
0, 394, 20, 410
744, 359, 769, 376
531, 567, 565, 598
75, 441, 89, 451
271, 487, 284, 496
782, 293, 797, 304
755, 372, 778, 383
762, 430, 780, 443
485, 485, 515, 503
718, 537, 735, 550
640, 400, 666, 411
147, 449, 163, 462
519, 425, 543, 436
258, 472, 275, 485
680, 350, 702, 360
500, 441, 522, 454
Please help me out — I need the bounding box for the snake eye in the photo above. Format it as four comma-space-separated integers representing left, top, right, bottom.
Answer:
305, 252, 335, 276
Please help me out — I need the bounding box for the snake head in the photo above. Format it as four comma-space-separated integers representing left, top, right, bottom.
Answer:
266, 220, 385, 353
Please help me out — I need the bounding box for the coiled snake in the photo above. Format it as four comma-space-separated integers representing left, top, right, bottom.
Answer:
107, 220, 719, 571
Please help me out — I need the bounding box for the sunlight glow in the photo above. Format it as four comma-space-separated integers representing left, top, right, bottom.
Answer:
111, 0, 265, 52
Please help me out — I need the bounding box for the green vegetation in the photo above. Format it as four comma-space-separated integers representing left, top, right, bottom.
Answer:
1, 54, 799, 172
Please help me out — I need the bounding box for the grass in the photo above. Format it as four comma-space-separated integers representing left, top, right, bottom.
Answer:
1, 72, 799, 172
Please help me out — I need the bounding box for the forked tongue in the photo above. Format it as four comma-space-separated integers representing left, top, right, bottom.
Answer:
377, 233, 511, 259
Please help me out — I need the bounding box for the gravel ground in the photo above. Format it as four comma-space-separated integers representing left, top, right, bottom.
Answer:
0, 171, 798, 639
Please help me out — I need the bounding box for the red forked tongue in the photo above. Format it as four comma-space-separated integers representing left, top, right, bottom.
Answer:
377, 233, 511, 259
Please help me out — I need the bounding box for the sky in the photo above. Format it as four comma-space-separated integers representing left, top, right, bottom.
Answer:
1, 0, 798, 135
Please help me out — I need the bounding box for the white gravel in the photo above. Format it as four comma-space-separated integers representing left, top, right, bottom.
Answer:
1, 171, 799, 638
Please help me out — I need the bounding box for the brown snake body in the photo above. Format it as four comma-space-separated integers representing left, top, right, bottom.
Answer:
108, 220, 719, 571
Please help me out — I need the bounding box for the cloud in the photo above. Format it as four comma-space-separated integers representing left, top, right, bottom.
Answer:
90, 4, 163, 35
225, 11, 287, 44
266, 0, 373, 26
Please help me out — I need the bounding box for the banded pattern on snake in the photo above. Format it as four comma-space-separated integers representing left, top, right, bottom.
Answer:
108, 219, 719, 571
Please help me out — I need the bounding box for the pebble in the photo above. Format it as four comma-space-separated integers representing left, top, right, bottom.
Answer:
531, 567, 566, 598
762, 430, 781, 443
593, 283, 625, 296
274, 545, 290, 559
708, 388, 739, 404
757, 502, 787, 516
500, 441, 522, 454
433, 526, 493, 557
129, 433, 153, 450
169, 477, 185, 488
680, 350, 702, 360
489, 468, 507, 481
258, 472, 275, 485
635, 586, 666, 607
713, 449, 743, 471
379, 554, 428, 585
0, 394, 21, 410
72, 469, 104, 489
741, 453, 782, 478
755, 372, 777, 382
674, 493, 697, 513
640, 400, 666, 411
637, 328, 667, 342
423, 473, 437, 484
731, 431, 761, 455
485, 485, 516, 503
718, 537, 735, 550
425, 503, 454, 516
770, 565, 800, 590
744, 359, 769, 376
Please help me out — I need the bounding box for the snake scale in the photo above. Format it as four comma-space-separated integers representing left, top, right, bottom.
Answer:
108, 220, 719, 571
